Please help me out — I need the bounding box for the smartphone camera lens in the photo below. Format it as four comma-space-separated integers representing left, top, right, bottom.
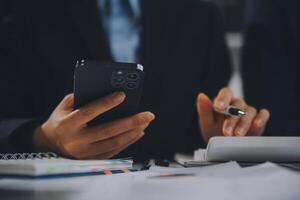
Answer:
113, 83, 122, 88
114, 77, 125, 83
112, 75, 125, 88
126, 72, 139, 81
125, 82, 138, 90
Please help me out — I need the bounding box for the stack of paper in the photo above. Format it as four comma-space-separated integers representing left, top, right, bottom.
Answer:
0, 158, 133, 177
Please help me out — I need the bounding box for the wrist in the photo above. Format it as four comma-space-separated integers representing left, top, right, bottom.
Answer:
33, 125, 55, 152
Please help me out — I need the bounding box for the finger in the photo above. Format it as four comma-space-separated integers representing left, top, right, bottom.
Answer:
222, 98, 246, 136
234, 106, 257, 136
89, 133, 143, 159
67, 92, 126, 126
249, 109, 270, 136
79, 112, 154, 143
81, 128, 145, 158
197, 93, 215, 128
213, 87, 234, 113
56, 94, 74, 111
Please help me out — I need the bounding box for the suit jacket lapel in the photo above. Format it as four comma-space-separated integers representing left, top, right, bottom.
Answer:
139, 0, 165, 67
138, 0, 180, 118
139, 0, 179, 70
66, 0, 112, 61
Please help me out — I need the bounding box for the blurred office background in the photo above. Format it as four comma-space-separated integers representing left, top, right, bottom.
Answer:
207, 0, 244, 97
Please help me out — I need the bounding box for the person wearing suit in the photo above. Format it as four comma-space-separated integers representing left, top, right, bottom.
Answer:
0, 0, 269, 160
243, 0, 300, 137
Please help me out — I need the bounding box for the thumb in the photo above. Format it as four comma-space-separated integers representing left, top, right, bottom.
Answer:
57, 93, 75, 111
196, 93, 215, 129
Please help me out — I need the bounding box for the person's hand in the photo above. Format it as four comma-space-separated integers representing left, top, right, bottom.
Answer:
196, 87, 270, 143
33, 92, 155, 159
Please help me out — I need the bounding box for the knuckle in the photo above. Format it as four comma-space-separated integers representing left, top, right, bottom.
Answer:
78, 107, 93, 117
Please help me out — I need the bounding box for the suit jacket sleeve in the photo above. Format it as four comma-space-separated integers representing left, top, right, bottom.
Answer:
0, 6, 44, 153
0, 52, 44, 153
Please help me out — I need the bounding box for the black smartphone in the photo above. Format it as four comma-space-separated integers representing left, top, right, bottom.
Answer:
74, 60, 144, 126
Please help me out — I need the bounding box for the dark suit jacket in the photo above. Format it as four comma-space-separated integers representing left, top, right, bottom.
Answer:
242, 0, 300, 136
0, 0, 231, 159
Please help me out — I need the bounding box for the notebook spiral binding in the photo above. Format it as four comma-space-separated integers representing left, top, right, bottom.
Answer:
0, 152, 58, 160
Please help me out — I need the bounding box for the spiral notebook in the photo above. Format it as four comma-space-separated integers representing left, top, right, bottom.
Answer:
0, 152, 133, 178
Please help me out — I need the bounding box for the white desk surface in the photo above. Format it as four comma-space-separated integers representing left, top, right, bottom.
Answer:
1, 162, 300, 200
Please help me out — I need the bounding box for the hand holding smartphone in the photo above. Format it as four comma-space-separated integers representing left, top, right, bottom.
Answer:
34, 61, 152, 159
